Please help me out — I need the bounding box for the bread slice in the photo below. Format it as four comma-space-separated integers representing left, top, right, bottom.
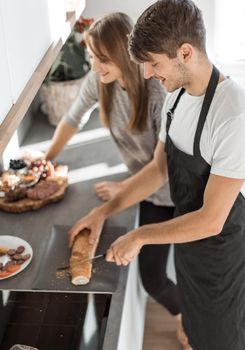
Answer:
0, 247, 8, 256
70, 228, 99, 285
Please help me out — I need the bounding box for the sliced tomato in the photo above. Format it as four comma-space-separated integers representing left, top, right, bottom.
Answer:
0, 270, 12, 278
6, 264, 21, 273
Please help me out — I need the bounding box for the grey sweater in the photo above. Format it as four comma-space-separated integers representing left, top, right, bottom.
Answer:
63, 70, 173, 206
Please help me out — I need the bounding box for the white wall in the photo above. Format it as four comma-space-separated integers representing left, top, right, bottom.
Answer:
83, 0, 156, 21
195, 0, 215, 59
215, 0, 245, 63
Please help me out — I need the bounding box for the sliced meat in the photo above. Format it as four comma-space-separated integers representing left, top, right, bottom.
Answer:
5, 187, 27, 202
27, 180, 60, 200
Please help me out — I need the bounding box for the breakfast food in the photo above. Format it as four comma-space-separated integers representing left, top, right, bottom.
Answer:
0, 245, 31, 278
9, 159, 27, 171
0, 172, 20, 193
70, 229, 99, 285
5, 187, 27, 202
26, 180, 60, 200
29, 159, 55, 179
0, 158, 68, 213
0, 247, 8, 256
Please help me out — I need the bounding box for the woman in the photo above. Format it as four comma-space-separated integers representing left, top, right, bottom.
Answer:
45, 12, 188, 348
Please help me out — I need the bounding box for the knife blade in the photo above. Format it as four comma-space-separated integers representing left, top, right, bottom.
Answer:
81, 253, 106, 264
57, 253, 106, 271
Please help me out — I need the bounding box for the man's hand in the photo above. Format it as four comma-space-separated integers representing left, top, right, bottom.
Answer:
106, 229, 143, 266
68, 207, 105, 247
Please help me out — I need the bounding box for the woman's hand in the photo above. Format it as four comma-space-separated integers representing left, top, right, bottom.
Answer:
68, 207, 106, 247
95, 181, 123, 201
106, 229, 143, 266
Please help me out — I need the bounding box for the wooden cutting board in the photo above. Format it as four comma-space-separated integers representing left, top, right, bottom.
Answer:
0, 166, 68, 213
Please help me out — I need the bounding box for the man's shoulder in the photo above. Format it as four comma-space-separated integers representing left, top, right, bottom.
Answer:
213, 79, 245, 117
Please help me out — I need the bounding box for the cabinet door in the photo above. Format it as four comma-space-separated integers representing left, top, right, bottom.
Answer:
0, 12, 12, 124
1, 0, 65, 103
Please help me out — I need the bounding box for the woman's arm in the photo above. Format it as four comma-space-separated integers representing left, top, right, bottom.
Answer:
45, 119, 77, 160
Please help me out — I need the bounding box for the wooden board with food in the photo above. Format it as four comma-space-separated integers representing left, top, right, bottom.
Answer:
0, 158, 68, 213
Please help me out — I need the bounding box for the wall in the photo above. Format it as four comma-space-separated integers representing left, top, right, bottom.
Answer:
82, 0, 156, 21
83, 0, 245, 87
214, 0, 245, 87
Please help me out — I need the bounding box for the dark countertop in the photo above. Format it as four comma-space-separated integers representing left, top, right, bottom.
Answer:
0, 175, 137, 292
0, 109, 138, 349
0, 176, 137, 350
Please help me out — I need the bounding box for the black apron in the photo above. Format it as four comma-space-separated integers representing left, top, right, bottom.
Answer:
165, 66, 245, 350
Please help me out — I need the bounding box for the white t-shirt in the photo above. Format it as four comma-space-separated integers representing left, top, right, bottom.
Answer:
159, 79, 245, 195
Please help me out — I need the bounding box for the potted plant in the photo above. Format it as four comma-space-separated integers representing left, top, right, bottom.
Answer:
40, 16, 94, 126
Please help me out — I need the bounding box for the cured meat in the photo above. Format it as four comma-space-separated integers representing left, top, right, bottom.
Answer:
5, 187, 27, 202
70, 229, 99, 285
27, 179, 59, 200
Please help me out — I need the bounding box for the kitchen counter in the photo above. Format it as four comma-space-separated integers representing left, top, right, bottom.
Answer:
0, 174, 137, 291
0, 109, 147, 350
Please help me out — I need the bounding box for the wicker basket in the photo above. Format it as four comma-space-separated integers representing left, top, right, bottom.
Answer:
39, 77, 85, 126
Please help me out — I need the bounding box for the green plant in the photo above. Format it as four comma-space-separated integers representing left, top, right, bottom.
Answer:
44, 17, 94, 84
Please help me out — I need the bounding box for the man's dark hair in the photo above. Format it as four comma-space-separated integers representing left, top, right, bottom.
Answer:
128, 0, 206, 61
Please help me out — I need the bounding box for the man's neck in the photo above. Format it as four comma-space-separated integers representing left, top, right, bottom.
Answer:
185, 60, 225, 96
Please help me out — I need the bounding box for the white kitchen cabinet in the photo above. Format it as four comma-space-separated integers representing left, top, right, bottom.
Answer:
0, 0, 85, 155
0, 9, 12, 124
0, 0, 65, 104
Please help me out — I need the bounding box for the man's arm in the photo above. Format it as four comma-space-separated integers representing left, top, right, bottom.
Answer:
107, 174, 245, 264
141, 174, 244, 244
68, 140, 168, 246
45, 119, 77, 160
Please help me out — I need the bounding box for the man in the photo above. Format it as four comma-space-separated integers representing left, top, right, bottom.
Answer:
69, 1, 245, 349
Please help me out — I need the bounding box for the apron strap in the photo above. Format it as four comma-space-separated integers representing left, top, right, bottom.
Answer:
193, 65, 220, 156
166, 88, 185, 134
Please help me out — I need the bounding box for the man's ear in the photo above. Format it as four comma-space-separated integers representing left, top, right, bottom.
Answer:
177, 43, 193, 63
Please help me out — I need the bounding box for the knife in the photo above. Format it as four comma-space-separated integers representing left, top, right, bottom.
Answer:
57, 253, 106, 271
82, 253, 106, 263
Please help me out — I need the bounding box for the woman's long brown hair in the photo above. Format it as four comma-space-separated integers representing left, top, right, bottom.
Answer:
85, 12, 148, 132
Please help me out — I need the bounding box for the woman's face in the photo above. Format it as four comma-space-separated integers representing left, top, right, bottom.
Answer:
87, 47, 123, 85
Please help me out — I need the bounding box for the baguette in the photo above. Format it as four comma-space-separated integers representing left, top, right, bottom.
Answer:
70, 228, 99, 285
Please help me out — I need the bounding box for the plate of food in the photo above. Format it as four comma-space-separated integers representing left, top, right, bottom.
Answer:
0, 236, 33, 280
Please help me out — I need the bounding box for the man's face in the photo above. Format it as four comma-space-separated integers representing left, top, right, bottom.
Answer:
143, 52, 190, 92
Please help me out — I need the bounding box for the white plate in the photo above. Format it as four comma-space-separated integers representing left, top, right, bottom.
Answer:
0, 235, 33, 280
